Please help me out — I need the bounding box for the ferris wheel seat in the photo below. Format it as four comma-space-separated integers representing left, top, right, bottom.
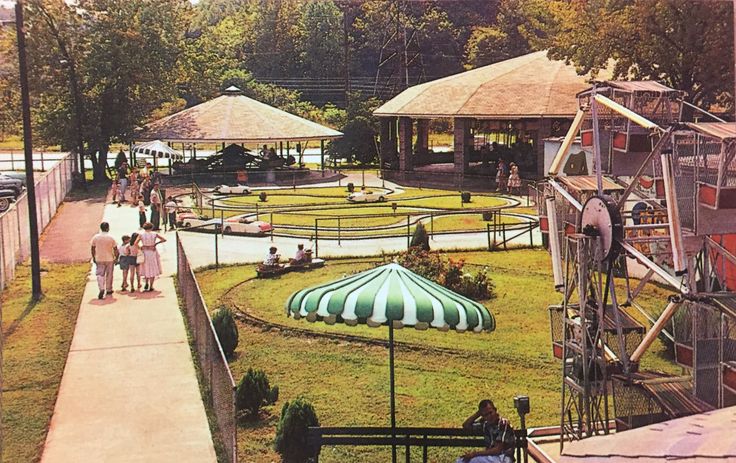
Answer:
698, 183, 736, 210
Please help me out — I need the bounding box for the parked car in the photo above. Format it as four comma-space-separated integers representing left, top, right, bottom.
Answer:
222, 214, 272, 235
0, 189, 15, 213
213, 184, 251, 195
0, 174, 24, 197
347, 190, 387, 203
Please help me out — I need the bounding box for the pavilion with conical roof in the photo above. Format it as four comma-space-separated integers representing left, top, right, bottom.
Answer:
373, 51, 606, 184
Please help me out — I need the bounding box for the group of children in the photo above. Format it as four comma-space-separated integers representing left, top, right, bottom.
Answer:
116, 233, 143, 292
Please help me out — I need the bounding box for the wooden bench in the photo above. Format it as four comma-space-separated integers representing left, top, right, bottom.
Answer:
305, 426, 528, 463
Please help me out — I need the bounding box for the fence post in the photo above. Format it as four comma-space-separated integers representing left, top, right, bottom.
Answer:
487, 223, 491, 250
314, 219, 319, 258
529, 222, 534, 247
406, 215, 410, 249
337, 217, 341, 247
255, 203, 259, 220
430, 212, 434, 240
502, 223, 507, 250
41, 150, 45, 171
270, 212, 274, 242
214, 224, 219, 269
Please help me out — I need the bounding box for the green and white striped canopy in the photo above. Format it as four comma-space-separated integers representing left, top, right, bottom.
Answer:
286, 263, 495, 333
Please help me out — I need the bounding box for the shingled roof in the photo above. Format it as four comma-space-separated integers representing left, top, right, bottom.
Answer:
137, 86, 342, 143
374, 51, 605, 119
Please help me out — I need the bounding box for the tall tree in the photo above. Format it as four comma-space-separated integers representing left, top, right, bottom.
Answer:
542, 0, 734, 108
16, 0, 189, 181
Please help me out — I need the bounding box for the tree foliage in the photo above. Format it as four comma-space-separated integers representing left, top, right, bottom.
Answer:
541, 0, 734, 108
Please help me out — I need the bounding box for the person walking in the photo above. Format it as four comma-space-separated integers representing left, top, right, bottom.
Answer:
118, 235, 131, 291
164, 196, 178, 231
495, 159, 508, 193
90, 222, 119, 299
127, 231, 142, 291
134, 222, 166, 291
128, 168, 139, 207
150, 183, 162, 231
117, 161, 129, 204
507, 162, 521, 196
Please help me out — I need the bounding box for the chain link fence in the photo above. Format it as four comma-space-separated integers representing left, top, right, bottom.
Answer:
0, 153, 74, 289
177, 236, 238, 463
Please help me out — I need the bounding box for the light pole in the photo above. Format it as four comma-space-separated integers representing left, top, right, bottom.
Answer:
15, 0, 43, 300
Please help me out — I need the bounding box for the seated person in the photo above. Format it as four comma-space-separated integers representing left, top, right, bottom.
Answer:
457, 399, 515, 463
262, 246, 282, 267
290, 243, 307, 265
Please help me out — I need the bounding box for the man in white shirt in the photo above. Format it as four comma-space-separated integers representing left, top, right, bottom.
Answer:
90, 222, 119, 299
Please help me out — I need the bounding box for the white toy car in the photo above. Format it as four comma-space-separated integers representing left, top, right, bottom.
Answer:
347, 190, 387, 203
213, 184, 251, 195
177, 211, 214, 228
222, 214, 273, 235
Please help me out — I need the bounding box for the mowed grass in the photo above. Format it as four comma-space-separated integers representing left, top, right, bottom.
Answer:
196, 249, 679, 463
1, 262, 89, 463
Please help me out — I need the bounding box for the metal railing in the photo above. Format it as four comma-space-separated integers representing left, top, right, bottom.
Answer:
0, 153, 74, 289
176, 236, 237, 463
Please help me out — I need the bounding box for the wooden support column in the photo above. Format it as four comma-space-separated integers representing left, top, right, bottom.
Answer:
399, 116, 413, 171
454, 118, 470, 175
537, 118, 553, 178
380, 118, 392, 165
416, 119, 429, 158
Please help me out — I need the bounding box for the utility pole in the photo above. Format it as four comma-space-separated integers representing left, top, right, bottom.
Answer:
16, 0, 43, 301
342, 2, 351, 108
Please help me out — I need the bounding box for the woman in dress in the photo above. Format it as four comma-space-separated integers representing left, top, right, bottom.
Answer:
128, 168, 139, 207
507, 162, 521, 196
134, 222, 166, 291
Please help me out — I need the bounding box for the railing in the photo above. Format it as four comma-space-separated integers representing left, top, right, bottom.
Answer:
0, 149, 63, 172
306, 426, 529, 463
176, 235, 237, 463
0, 153, 74, 289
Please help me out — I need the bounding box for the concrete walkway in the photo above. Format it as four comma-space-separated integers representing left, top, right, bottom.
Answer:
41, 201, 216, 462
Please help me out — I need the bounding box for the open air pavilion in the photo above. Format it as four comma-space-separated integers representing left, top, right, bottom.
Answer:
135, 86, 342, 182
373, 51, 606, 189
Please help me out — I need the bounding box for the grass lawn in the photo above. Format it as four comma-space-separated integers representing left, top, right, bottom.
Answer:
196, 249, 679, 463
1, 262, 89, 463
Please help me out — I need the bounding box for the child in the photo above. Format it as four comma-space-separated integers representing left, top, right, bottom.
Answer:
138, 196, 147, 228
118, 235, 131, 291
111, 177, 119, 205
165, 196, 178, 231
127, 232, 142, 291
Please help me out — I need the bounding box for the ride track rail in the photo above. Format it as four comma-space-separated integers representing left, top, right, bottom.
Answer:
175, 188, 536, 240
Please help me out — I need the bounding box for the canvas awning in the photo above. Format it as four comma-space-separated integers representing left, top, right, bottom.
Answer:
286, 263, 495, 332
373, 51, 609, 119
132, 140, 183, 161
137, 86, 343, 143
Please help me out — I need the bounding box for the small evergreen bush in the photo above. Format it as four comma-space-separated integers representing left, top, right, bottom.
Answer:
410, 222, 430, 251
211, 306, 238, 358
347, 182, 355, 192
461, 191, 471, 203
236, 368, 279, 419
274, 397, 320, 463
259, 191, 268, 202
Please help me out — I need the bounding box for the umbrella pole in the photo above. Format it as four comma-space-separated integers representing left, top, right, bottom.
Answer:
389, 322, 397, 463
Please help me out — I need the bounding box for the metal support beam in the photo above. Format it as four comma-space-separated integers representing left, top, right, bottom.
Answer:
548, 109, 586, 177
621, 242, 688, 293
630, 299, 681, 363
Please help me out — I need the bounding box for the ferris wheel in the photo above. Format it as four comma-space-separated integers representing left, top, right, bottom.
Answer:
539, 81, 736, 451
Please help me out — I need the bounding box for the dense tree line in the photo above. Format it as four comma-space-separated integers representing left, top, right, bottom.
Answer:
0, 0, 733, 180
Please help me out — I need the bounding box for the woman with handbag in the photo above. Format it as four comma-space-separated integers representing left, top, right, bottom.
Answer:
127, 232, 143, 291
133, 223, 166, 291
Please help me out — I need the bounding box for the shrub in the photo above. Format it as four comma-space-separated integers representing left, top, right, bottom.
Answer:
347, 182, 355, 192
410, 222, 430, 251
259, 191, 268, 202
389, 249, 495, 301
274, 397, 320, 463
236, 368, 279, 419
211, 306, 238, 358
461, 191, 471, 203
